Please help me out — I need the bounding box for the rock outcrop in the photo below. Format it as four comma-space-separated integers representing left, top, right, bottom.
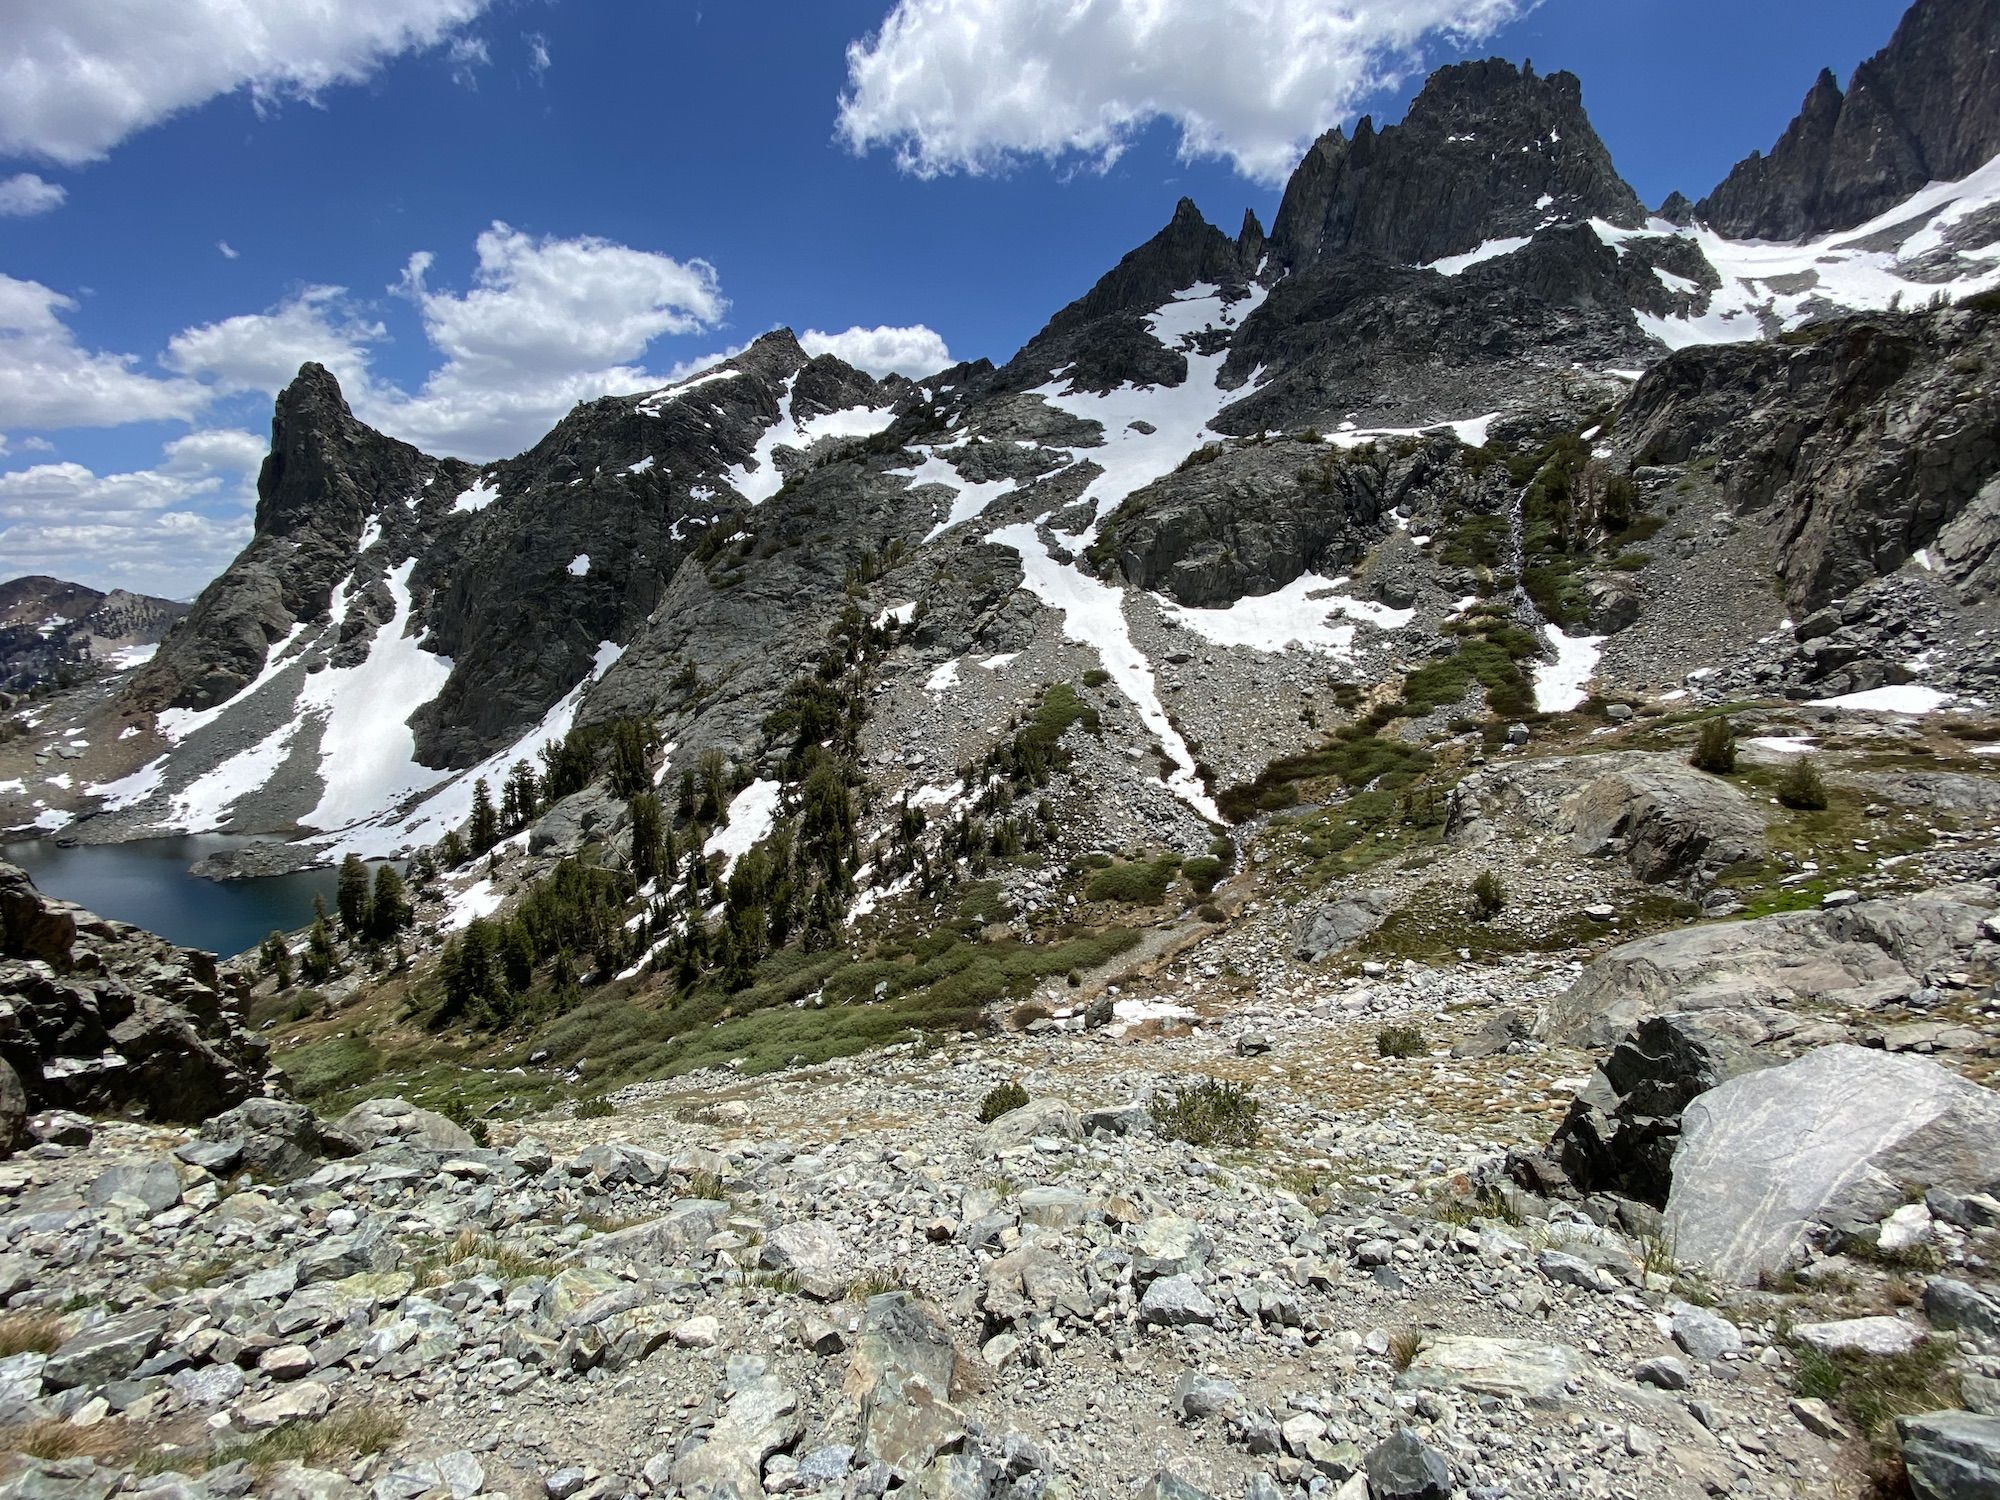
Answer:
1542, 888, 1993, 1047
1696, 0, 2000, 240
0, 862, 267, 1134
1449, 752, 1766, 888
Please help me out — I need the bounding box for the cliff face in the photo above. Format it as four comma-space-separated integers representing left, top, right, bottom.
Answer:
1696, 0, 2000, 239
1269, 59, 1643, 271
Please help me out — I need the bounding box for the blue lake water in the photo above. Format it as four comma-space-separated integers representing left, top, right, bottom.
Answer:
3, 836, 341, 958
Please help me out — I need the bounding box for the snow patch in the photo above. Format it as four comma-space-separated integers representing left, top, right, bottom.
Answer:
874, 602, 917, 628
297, 560, 455, 833
704, 779, 782, 877
1808, 683, 1953, 715
452, 478, 500, 514
991, 523, 1219, 822
1425, 237, 1532, 276
925, 659, 961, 694
727, 375, 895, 505
1158, 574, 1413, 656
1532, 624, 1605, 713
567, 553, 591, 577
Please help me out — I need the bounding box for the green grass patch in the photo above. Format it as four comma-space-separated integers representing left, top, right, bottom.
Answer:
1792, 1338, 1959, 1451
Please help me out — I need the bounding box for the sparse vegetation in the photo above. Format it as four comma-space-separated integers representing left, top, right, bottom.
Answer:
1792, 1337, 1959, 1451
976, 1080, 1029, 1123
1376, 1024, 1427, 1059
1777, 754, 1830, 811
0, 1312, 62, 1359
1389, 1328, 1426, 1371
1152, 1079, 1261, 1147
1691, 716, 1738, 775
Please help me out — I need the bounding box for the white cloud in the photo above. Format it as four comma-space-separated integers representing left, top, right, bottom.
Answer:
0, 430, 262, 595
0, 273, 204, 430
163, 285, 384, 402
447, 34, 490, 88
0, 172, 65, 217
0, 0, 495, 166
801, 324, 952, 379
525, 32, 552, 78
376, 221, 729, 456
218, 240, 240, 260
837, 0, 1528, 185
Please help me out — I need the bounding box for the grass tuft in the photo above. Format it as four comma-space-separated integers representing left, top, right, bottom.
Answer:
1152, 1079, 1261, 1147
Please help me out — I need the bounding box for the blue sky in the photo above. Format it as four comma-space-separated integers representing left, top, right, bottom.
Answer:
0, 0, 1913, 595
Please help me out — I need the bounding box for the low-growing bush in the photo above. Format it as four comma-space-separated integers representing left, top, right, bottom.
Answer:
1180, 854, 1225, 896
1777, 754, 1830, 811
573, 1095, 615, 1120
1470, 869, 1507, 920
1086, 856, 1182, 905
1376, 1024, 1427, 1059
1691, 717, 1737, 775
1008, 1001, 1053, 1031
1152, 1079, 1261, 1147
977, 1080, 1029, 1123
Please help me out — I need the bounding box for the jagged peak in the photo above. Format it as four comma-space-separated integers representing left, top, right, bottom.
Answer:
1269, 52, 1641, 272
276, 361, 351, 415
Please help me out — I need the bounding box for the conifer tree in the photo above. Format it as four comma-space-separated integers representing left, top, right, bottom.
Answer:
336, 853, 372, 936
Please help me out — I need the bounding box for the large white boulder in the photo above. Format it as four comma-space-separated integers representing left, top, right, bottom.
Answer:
1665, 1045, 2000, 1284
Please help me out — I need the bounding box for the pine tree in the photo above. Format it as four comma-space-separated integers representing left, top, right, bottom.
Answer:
259, 931, 293, 989
502, 759, 542, 833
369, 863, 410, 940
629, 791, 665, 884
336, 853, 372, 936
304, 912, 338, 983
439, 829, 467, 868
469, 778, 500, 854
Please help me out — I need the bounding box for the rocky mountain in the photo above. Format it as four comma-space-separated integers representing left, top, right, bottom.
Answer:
1, 2, 1999, 1496
1696, 0, 2000, 240
1268, 60, 1644, 271
0, 574, 186, 697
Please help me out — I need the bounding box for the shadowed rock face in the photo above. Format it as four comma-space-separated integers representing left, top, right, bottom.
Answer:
1695, 0, 2000, 239
1269, 59, 1644, 272
0, 862, 267, 1131
1622, 309, 2000, 612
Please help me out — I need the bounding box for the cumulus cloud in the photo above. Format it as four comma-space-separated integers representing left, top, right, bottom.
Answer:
801, 324, 952, 379
0, 430, 262, 595
0, 173, 65, 217
164, 285, 384, 400
0, 273, 205, 430
0, 0, 495, 165
377, 221, 728, 456
837, 0, 1528, 185
151, 224, 732, 460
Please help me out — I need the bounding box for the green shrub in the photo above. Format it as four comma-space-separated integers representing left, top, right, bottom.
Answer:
1376, 1024, 1427, 1059
1777, 755, 1829, 811
1470, 869, 1507, 919
1152, 1079, 1260, 1146
1691, 717, 1737, 774
1180, 855, 1224, 896
1086, 856, 1181, 904
573, 1095, 615, 1120
976, 1081, 1029, 1123
1197, 903, 1225, 923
